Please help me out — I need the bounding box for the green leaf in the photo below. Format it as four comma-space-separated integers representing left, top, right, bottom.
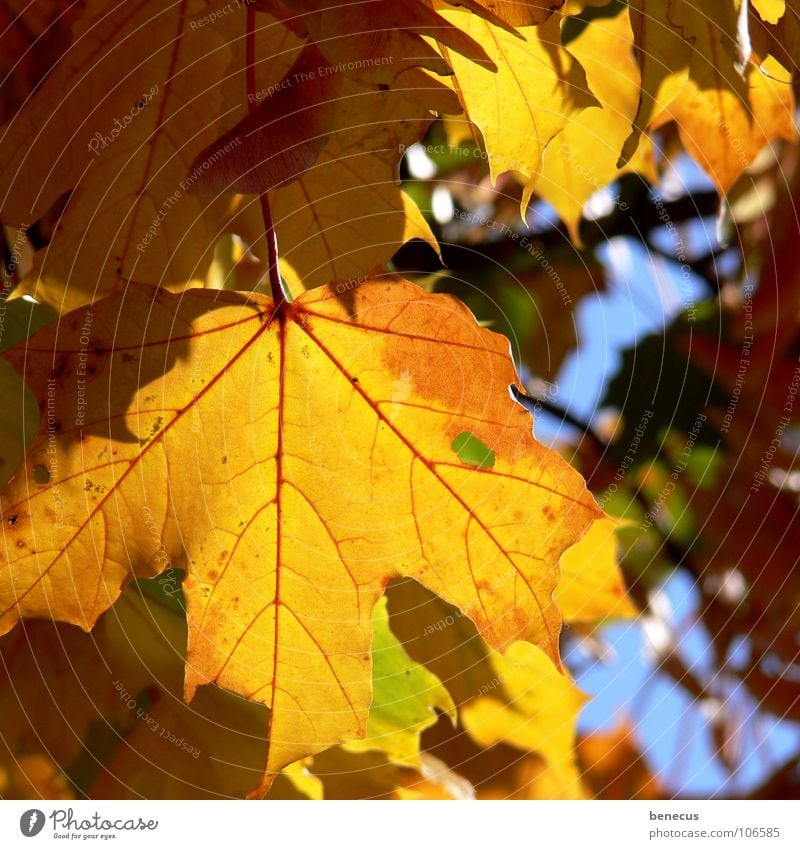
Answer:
344, 597, 455, 766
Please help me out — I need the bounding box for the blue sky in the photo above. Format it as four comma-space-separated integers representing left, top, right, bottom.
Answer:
536, 156, 800, 797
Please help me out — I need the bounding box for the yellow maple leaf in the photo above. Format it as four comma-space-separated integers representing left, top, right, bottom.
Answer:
669, 0, 752, 90
342, 597, 455, 767
558, 516, 638, 624
0, 0, 253, 311
223, 77, 440, 292
0, 279, 600, 791
438, 12, 596, 195
620, 0, 692, 166
0, 2, 439, 310
386, 578, 591, 799
257, 0, 499, 84
535, 3, 655, 238
461, 641, 586, 768
655, 55, 796, 195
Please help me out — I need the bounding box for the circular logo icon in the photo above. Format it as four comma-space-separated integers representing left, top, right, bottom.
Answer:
19, 810, 45, 837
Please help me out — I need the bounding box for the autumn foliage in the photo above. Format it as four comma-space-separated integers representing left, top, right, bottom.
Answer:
0, 0, 799, 800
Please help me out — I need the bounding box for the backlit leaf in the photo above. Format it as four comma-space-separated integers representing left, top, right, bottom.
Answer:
438, 12, 596, 195
0, 279, 600, 790
535, 3, 655, 236
557, 516, 638, 624
653, 55, 795, 194
620, 0, 692, 165
257, 0, 497, 83
0, 0, 247, 310
343, 597, 455, 766
460, 641, 586, 770
461, 0, 565, 28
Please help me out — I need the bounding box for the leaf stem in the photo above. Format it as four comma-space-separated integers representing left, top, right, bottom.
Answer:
246, 7, 289, 310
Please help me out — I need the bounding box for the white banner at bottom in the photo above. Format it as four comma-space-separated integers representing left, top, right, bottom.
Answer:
1, 800, 797, 848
